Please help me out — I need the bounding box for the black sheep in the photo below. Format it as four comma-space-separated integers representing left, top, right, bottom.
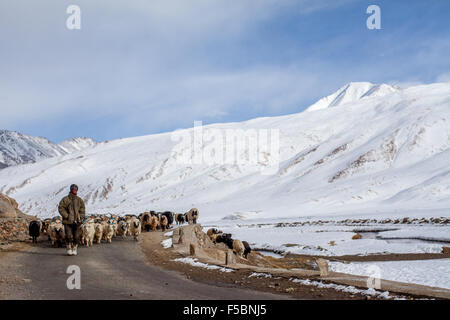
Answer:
162, 211, 174, 227
222, 233, 232, 239
242, 241, 252, 258
176, 214, 185, 225
216, 233, 234, 249
223, 238, 234, 250
29, 220, 41, 244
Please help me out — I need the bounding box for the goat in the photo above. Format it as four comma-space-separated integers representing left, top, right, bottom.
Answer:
160, 215, 168, 232
41, 219, 50, 235
28, 220, 41, 243
185, 208, 199, 224
232, 239, 245, 258
48, 221, 65, 247
175, 213, 185, 225
242, 241, 252, 259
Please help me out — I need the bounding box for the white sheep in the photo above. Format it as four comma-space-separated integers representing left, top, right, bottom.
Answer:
94, 223, 104, 244
102, 223, 115, 243
81, 221, 95, 247
128, 217, 141, 241
48, 221, 65, 247
117, 220, 129, 238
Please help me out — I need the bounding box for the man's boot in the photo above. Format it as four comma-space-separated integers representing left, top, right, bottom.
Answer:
72, 243, 78, 256
66, 243, 73, 256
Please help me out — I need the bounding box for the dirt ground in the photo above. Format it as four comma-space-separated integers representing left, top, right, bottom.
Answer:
139, 229, 428, 300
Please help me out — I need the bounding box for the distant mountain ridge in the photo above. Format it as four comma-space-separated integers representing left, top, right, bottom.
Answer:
0, 130, 97, 168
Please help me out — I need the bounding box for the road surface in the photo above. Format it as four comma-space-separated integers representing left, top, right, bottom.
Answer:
0, 238, 287, 300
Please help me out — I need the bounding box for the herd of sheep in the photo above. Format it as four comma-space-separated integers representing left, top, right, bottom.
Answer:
29, 208, 200, 247
206, 228, 252, 259
29, 208, 252, 260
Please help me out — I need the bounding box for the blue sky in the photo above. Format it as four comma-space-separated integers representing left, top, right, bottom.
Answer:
1, 0, 449, 142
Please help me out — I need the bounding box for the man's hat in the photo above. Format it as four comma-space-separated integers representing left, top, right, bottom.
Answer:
70, 184, 78, 191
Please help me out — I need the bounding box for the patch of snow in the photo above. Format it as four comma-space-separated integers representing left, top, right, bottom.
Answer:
173, 257, 234, 272
290, 278, 405, 300
329, 259, 450, 290
248, 272, 272, 278
161, 238, 172, 249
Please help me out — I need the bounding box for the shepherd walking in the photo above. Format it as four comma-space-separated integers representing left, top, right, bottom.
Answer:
58, 184, 86, 256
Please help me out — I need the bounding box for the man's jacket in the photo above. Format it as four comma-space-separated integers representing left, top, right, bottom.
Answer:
58, 194, 86, 225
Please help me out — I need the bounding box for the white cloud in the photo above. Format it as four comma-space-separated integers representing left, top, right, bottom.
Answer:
0, 0, 355, 134
436, 73, 450, 83
387, 80, 424, 89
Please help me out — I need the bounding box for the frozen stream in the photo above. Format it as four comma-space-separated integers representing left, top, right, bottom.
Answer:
205, 222, 450, 257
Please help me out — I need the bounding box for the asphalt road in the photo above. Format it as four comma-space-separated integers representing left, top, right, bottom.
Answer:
0, 238, 287, 300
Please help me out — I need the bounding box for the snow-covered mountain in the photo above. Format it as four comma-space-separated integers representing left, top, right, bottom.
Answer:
59, 137, 97, 153
305, 82, 399, 111
1, 82, 449, 221
0, 131, 97, 168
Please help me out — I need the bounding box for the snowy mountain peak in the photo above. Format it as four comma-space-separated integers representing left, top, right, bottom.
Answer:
305, 82, 399, 112
0, 130, 67, 168
0, 130, 97, 168
59, 137, 97, 153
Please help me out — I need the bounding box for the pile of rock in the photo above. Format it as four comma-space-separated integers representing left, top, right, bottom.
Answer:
0, 193, 35, 244
0, 193, 20, 219
0, 219, 29, 243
